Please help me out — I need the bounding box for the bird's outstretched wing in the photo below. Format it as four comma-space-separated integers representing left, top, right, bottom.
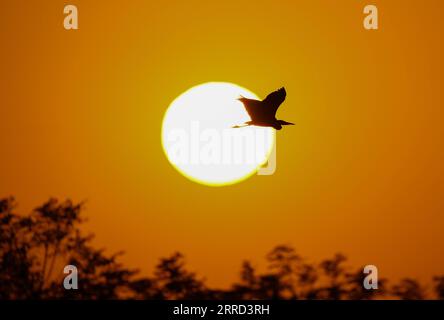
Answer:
262, 87, 286, 116
238, 97, 263, 122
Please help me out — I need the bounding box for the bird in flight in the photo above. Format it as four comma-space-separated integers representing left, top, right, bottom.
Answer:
233, 87, 294, 130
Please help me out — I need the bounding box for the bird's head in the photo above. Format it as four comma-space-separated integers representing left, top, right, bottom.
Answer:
273, 120, 294, 130
278, 120, 295, 126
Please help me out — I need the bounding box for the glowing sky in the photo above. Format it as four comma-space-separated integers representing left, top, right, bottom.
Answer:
1, 0, 443, 287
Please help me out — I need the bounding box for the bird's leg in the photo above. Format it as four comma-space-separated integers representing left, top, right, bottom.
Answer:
232, 121, 253, 129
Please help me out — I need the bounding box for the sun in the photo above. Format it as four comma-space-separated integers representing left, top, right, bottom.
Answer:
161, 82, 275, 186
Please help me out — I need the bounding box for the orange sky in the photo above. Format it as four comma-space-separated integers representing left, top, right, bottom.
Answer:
1, 0, 443, 288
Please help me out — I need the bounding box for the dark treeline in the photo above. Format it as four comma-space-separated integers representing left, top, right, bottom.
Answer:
1, 198, 443, 300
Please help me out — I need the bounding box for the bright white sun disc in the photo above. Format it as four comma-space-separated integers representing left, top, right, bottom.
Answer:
161, 82, 275, 186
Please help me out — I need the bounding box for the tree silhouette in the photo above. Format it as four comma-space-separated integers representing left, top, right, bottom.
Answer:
0, 197, 143, 299
265, 245, 301, 299
153, 252, 207, 299
0, 197, 443, 300
343, 267, 387, 300
391, 278, 426, 300
0, 197, 39, 299
433, 276, 444, 300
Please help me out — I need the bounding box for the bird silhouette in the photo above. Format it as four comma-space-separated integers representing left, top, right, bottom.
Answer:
233, 87, 294, 130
